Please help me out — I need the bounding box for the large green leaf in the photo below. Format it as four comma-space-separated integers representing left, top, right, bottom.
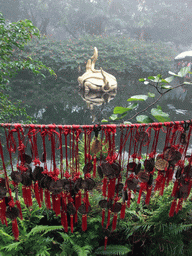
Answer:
178, 66, 190, 77
151, 108, 170, 122
184, 81, 192, 85
109, 114, 118, 121
168, 71, 181, 77
164, 76, 174, 83
127, 95, 148, 101
113, 106, 131, 114
136, 115, 154, 123
148, 92, 155, 98
101, 119, 108, 123
161, 84, 173, 89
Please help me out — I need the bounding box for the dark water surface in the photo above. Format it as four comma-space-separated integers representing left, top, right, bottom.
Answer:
9, 68, 192, 125
3, 71, 192, 166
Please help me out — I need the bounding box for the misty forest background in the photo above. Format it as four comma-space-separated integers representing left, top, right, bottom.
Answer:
1, 0, 192, 124
2, 2, 192, 256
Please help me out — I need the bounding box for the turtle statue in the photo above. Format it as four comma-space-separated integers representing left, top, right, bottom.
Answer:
78, 47, 117, 93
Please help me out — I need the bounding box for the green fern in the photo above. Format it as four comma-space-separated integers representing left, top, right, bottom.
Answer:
27, 225, 63, 237
73, 244, 93, 256
95, 245, 131, 255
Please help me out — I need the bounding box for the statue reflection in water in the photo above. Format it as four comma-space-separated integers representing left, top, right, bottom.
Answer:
78, 89, 117, 123
78, 47, 117, 123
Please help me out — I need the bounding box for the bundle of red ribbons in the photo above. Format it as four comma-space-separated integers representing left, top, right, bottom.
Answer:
0, 121, 192, 243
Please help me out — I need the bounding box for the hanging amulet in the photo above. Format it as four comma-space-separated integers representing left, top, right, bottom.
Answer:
91, 138, 102, 154
180, 132, 188, 145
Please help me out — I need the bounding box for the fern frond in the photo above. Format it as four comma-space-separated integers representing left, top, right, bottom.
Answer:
27, 225, 63, 237
58, 232, 74, 245
1, 241, 22, 252
0, 229, 14, 241
73, 244, 93, 256
95, 245, 131, 255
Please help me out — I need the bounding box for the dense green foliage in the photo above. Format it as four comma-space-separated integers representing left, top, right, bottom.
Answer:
12, 35, 177, 75
0, 12, 55, 123
1, 181, 192, 255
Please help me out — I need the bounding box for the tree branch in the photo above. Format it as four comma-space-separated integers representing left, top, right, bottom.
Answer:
126, 82, 188, 121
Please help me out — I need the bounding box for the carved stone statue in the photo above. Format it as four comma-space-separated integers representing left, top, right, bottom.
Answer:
78, 47, 117, 93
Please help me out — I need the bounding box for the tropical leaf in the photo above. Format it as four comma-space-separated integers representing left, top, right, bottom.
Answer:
168, 71, 180, 77
113, 103, 138, 114
127, 95, 148, 101
136, 115, 154, 123
148, 92, 155, 97
113, 106, 131, 114
164, 76, 174, 83
161, 84, 173, 89
178, 66, 190, 77
151, 108, 170, 122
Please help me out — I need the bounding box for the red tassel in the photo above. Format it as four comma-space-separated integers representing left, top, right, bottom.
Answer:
107, 178, 116, 199
15, 200, 23, 220
82, 214, 87, 231
137, 189, 143, 204
171, 180, 179, 197
34, 181, 41, 207
45, 189, 51, 209
102, 177, 107, 197
61, 211, 68, 232
12, 219, 19, 241
74, 212, 78, 223
39, 187, 43, 202
26, 187, 33, 207
104, 236, 108, 251
154, 172, 163, 191
22, 186, 32, 207
120, 203, 126, 219
93, 155, 97, 178
52, 194, 55, 212
75, 194, 80, 210
112, 213, 117, 231
106, 209, 111, 229
22, 186, 28, 206
176, 198, 183, 214
137, 183, 147, 204
52, 194, 61, 216
70, 214, 74, 233
101, 209, 105, 227
169, 199, 177, 217
78, 190, 81, 206
145, 186, 152, 205
127, 190, 131, 208
0, 198, 6, 224
85, 191, 90, 212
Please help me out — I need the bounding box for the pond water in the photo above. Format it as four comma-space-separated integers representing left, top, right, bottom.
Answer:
10, 69, 192, 126
4, 69, 192, 165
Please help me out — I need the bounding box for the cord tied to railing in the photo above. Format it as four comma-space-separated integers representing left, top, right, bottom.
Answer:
0, 120, 191, 244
